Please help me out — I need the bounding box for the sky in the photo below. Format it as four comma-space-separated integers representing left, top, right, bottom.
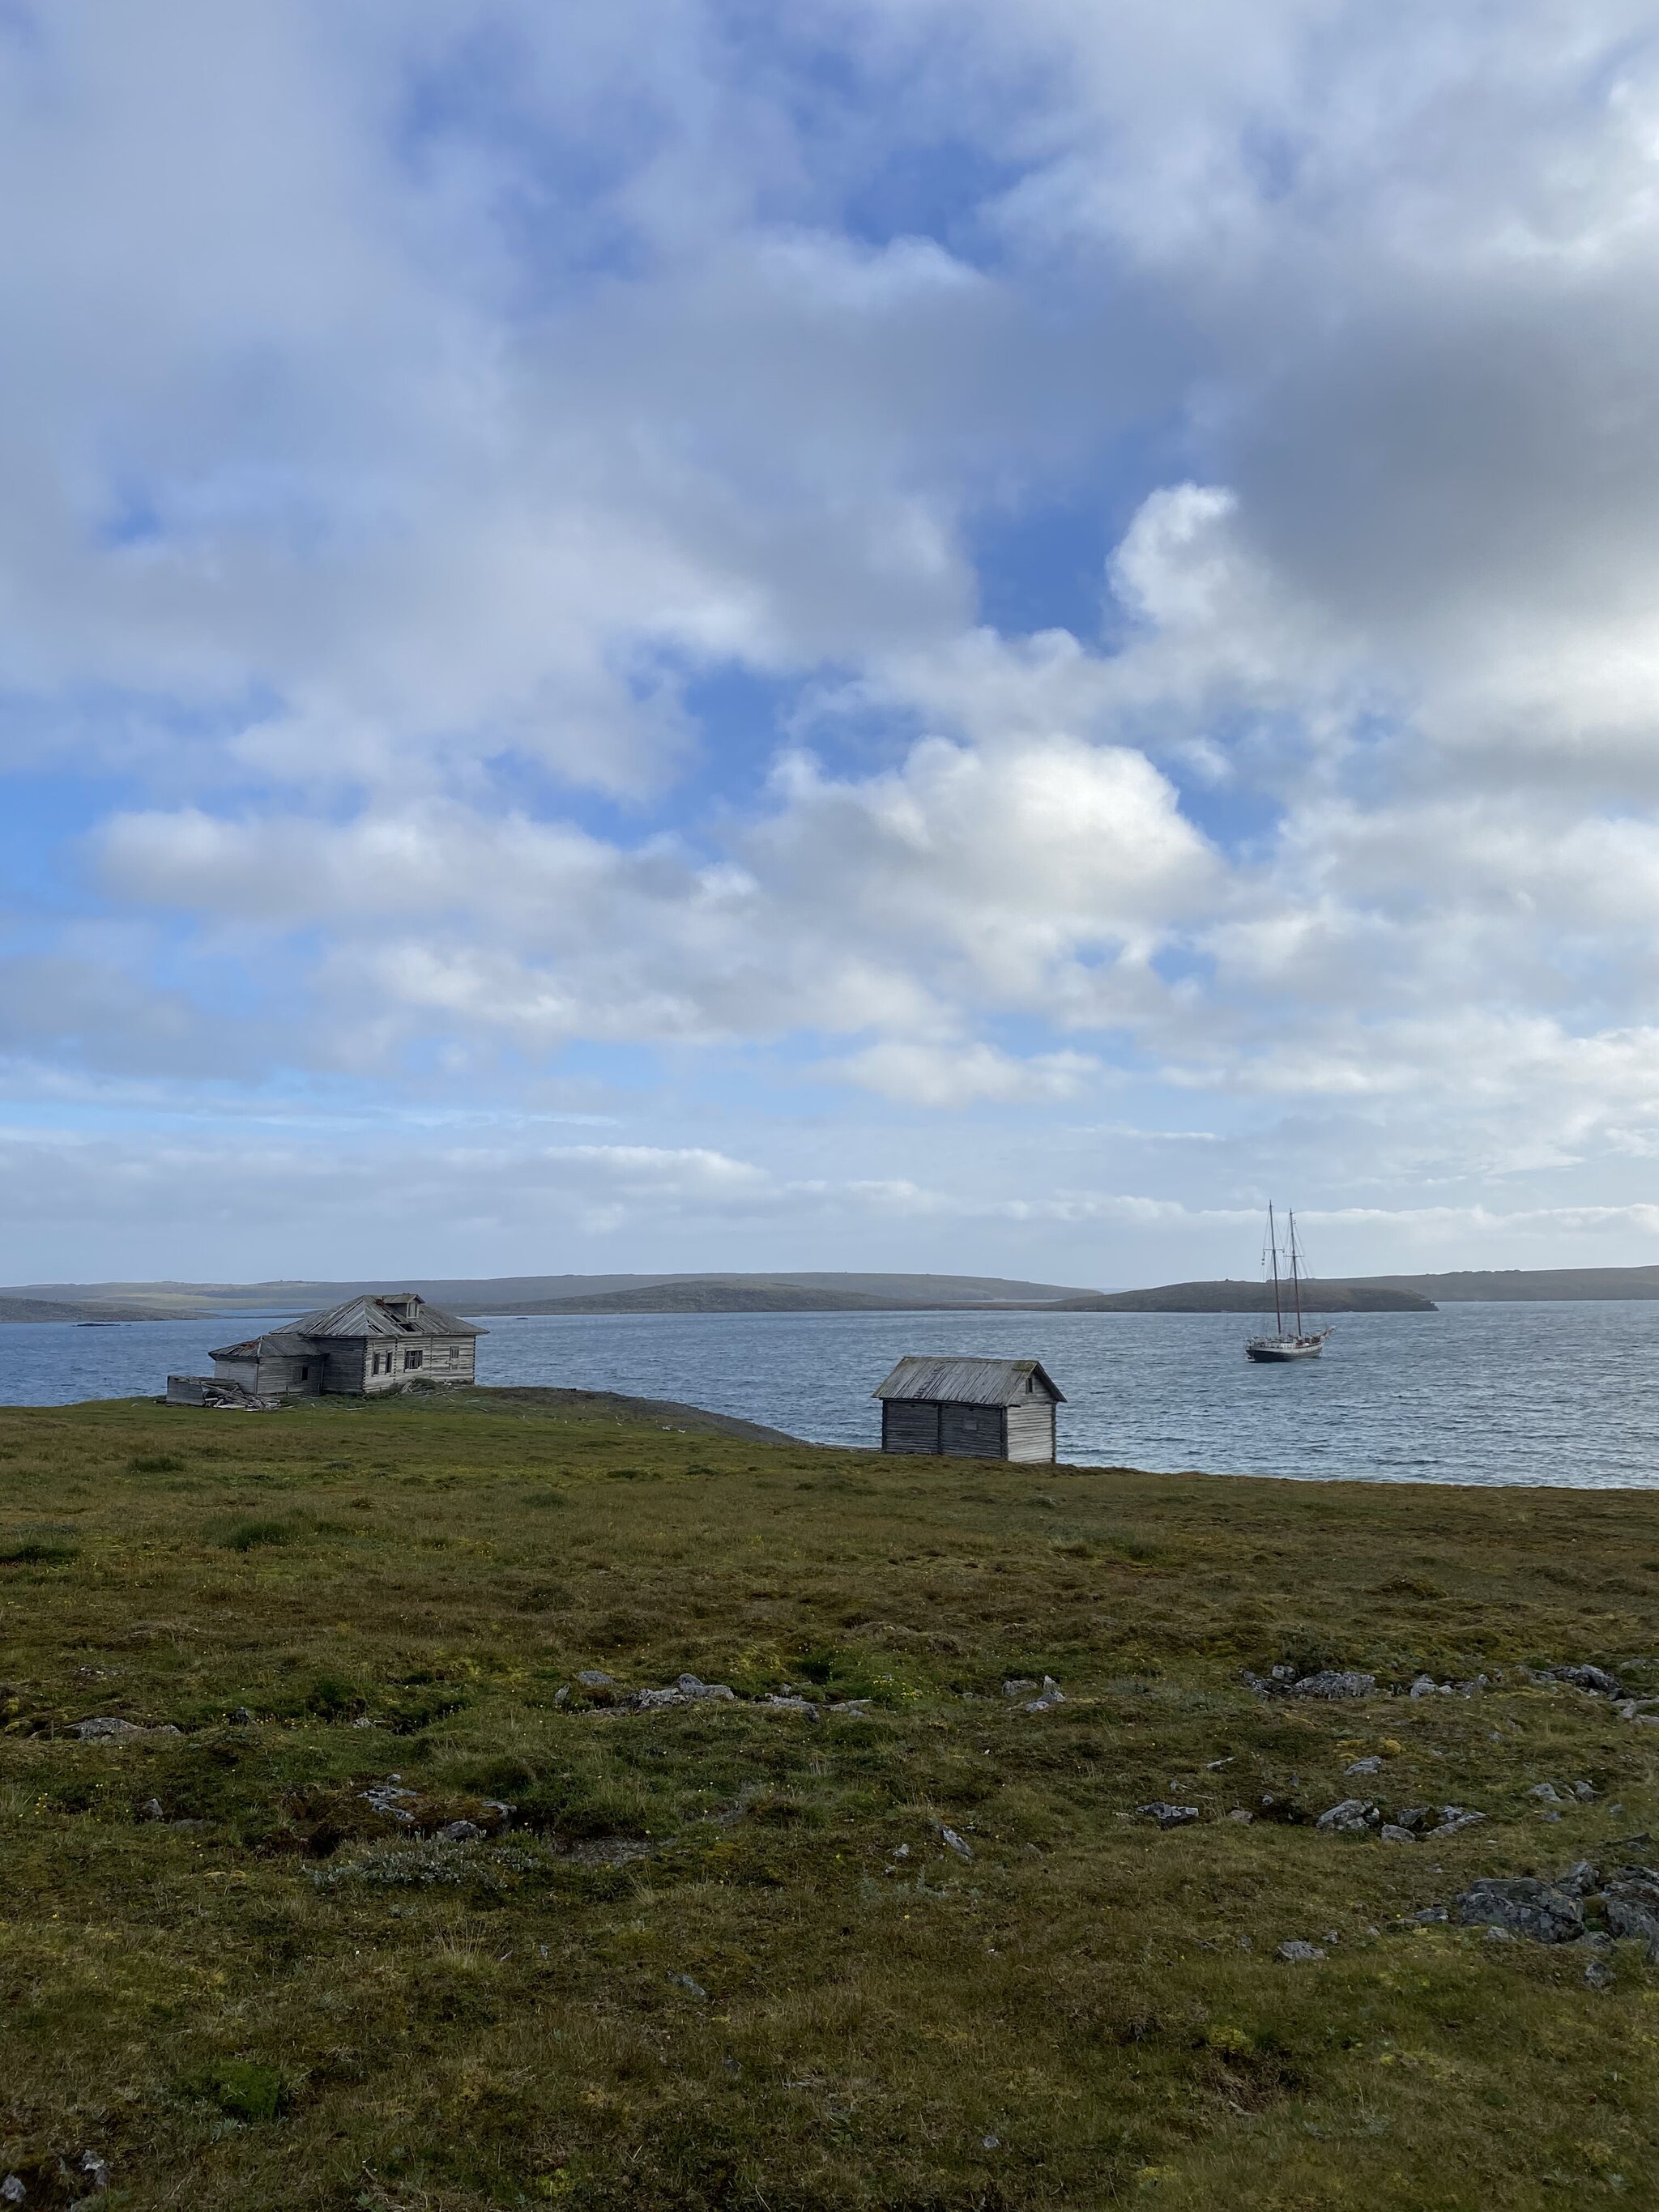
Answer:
6, 0, 1659, 1289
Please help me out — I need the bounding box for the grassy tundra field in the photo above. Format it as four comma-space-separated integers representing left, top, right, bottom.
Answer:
2, 1388, 1657, 2211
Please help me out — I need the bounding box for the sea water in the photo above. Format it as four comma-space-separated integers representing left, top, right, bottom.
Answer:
2, 1299, 1657, 1488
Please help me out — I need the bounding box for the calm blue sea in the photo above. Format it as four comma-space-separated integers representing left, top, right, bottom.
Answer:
2, 1300, 1657, 1488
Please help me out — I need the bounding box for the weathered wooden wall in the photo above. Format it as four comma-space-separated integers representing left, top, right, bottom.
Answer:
939, 1403, 1005, 1457
1002, 1396, 1056, 1463
882, 1400, 940, 1454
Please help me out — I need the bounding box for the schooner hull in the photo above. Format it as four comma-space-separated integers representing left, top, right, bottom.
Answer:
1245, 1333, 1329, 1362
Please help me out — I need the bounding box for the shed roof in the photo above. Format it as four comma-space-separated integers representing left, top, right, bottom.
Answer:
872, 1355, 1064, 1406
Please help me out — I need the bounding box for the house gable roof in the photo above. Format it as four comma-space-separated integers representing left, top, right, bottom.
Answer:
872, 1355, 1065, 1405
289, 1293, 485, 1340
209, 1293, 485, 1362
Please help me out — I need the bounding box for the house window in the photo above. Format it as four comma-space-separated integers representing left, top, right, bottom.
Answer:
403, 1349, 423, 1370
299, 1366, 309, 1381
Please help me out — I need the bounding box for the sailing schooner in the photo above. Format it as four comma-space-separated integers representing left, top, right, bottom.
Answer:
1245, 1205, 1332, 1362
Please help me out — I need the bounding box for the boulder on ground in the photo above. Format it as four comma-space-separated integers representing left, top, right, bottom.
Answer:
1455, 1877, 1584, 1944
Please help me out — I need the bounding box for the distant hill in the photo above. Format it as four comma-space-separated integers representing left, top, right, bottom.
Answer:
0, 1296, 188, 1325
1, 1269, 1094, 1315
1338, 1267, 1659, 1302
1057, 1281, 1436, 1315
494, 1280, 953, 1316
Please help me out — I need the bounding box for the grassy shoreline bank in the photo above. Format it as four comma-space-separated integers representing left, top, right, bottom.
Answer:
2, 1388, 1657, 2210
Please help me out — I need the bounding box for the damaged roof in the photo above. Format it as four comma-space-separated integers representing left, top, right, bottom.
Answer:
210, 1292, 485, 1362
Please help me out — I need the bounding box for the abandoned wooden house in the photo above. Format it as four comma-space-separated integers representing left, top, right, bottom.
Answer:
166, 1293, 486, 1405
872, 1355, 1064, 1462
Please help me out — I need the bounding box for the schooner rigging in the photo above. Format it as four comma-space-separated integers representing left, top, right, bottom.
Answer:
1244, 1204, 1332, 1362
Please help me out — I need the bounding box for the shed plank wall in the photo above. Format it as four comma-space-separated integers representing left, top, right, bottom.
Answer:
883, 1400, 940, 1454
1003, 1397, 1056, 1463
940, 1403, 1005, 1458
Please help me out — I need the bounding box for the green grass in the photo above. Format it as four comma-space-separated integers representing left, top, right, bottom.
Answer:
1, 1387, 1657, 2210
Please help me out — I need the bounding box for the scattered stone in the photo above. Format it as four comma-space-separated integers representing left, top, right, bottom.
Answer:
2, 2176, 23, 2205
577, 1669, 614, 1689
1024, 1676, 1065, 1713
1614, 1698, 1659, 1725
628, 1674, 739, 1711
1546, 1664, 1626, 1698
1435, 1805, 1486, 1835
1316, 1799, 1382, 1835
1484, 1925, 1516, 1942
437, 1819, 484, 1843
1601, 1871, 1659, 1950
552, 1685, 570, 1706
70, 1717, 158, 1742
1345, 1756, 1382, 1775
75, 2153, 109, 2195
1290, 1671, 1376, 1700
1380, 1824, 1417, 1844
1455, 1877, 1584, 1944
939, 1826, 975, 1860
228, 1707, 254, 1725
1394, 1807, 1434, 1834
763, 1694, 817, 1713
667, 1972, 708, 1998
1276, 1940, 1326, 1962
1573, 1781, 1598, 1801
135, 1798, 164, 1822
1136, 1802, 1201, 1829
1408, 1674, 1440, 1698
1227, 1808, 1254, 1824
351, 1715, 378, 1729
360, 1782, 420, 1823
1003, 1678, 1038, 1697
1529, 1783, 1563, 1802
482, 1801, 515, 1825
1410, 1906, 1448, 1923
1555, 1860, 1603, 1897
1585, 1957, 1615, 1990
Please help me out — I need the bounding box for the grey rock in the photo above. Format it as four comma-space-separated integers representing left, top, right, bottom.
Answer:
1316, 1798, 1382, 1835
229, 1707, 254, 1725
940, 1825, 975, 1860
1529, 1783, 1562, 1802
1602, 1874, 1659, 1949
1408, 1674, 1441, 1698
1395, 1807, 1434, 1834
667, 1972, 708, 1998
577, 1669, 614, 1689
482, 1801, 515, 1824
135, 1797, 164, 1822
1546, 1664, 1625, 1698
437, 1819, 484, 1843
360, 1783, 419, 1822
629, 1675, 739, 1711
70, 1716, 150, 1741
1574, 1780, 1598, 1801
1455, 1877, 1584, 1944
351, 1715, 378, 1729
1003, 1678, 1038, 1697
1380, 1824, 1418, 1844
1585, 1957, 1615, 1990
1484, 1924, 1516, 1942
763, 1694, 817, 1712
1345, 1756, 1383, 1775
1276, 1940, 1326, 1962
1410, 1906, 1448, 1923
552, 1686, 570, 1705
1555, 1860, 1603, 1897
1136, 1801, 1201, 1829
75, 2154, 109, 2195
1024, 1675, 1065, 1712
1289, 1670, 1376, 1700
1227, 1807, 1254, 1823
2, 2176, 23, 2205
1435, 1805, 1486, 1835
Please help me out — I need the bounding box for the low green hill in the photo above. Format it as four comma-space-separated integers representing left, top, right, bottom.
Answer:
0, 1387, 1654, 2208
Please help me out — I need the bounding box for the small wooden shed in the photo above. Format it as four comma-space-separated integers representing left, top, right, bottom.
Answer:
873, 1355, 1065, 1462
